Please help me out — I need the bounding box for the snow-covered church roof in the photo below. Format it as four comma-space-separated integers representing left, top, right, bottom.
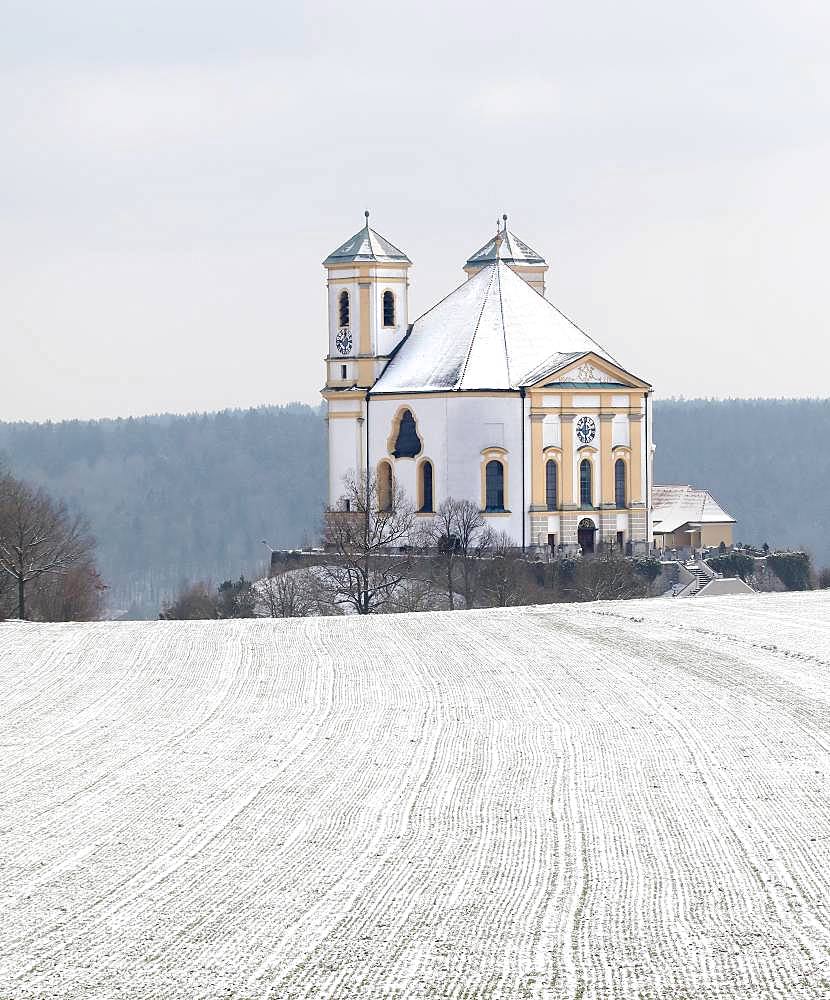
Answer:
323, 213, 411, 265
652, 485, 736, 533
373, 260, 618, 393
465, 224, 545, 267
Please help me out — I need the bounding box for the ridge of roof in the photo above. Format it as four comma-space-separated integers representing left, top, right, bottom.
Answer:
373, 260, 624, 394
455, 265, 500, 390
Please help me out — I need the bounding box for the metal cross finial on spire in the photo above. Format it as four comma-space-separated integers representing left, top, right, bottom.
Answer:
494, 214, 504, 250
364, 209, 370, 225
503, 213, 508, 226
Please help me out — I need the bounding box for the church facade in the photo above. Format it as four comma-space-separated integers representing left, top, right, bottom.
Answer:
321, 214, 654, 555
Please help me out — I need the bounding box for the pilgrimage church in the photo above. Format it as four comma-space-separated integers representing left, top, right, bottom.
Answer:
322, 214, 734, 555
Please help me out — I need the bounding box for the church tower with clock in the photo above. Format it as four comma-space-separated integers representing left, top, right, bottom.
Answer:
321, 212, 412, 506
323, 211, 411, 392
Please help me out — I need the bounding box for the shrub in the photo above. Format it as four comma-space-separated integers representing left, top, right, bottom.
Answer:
706, 552, 755, 581
767, 552, 813, 592
161, 582, 218, 620
632, 556, 663, 584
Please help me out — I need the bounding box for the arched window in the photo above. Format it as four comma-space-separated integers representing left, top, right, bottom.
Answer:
615, 458, 626, 508
579, 459, 593, 507
377, 461, 393, 512
338, 290, 350, 328
420, 461, 434, 513
383, 290, 395, 327
485, 460, 505, 511
545, 459, 558, 511
392, 409, 421, 458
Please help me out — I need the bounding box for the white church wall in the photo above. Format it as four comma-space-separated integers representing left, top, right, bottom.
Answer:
328, 411, 364, 504
446, 395, 525, 541
367, 394, 527, 544
644, 392, 654, 537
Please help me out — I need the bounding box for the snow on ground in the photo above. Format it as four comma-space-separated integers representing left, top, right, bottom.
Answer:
1, 592, 829, 999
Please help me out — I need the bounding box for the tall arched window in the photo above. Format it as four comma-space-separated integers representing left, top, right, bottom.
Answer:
383, 290, 395, 327
615, 458, 627, 508
485, 460, 505, 511
545, 459, 558, 511
392, 409, 421, 458
338, 290, 350, 328
377, 461, 393, 512
420, 461, 434, 513
579, 459, 593, 507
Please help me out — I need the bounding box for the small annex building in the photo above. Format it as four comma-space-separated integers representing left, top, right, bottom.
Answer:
652, 484, 735, 551
321, 214, 734, 555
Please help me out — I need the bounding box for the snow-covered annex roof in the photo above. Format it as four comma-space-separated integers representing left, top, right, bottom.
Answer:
324, 214, 411, 265
652, 484, 735, 534
373, 260, 620, 393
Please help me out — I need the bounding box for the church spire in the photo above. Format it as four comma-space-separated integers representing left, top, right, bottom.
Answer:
323, 213, 410, 265
464, 216, 548, 296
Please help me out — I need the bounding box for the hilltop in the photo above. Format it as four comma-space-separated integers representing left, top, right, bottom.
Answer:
1, 592, 829, 998
0, 398, 828, 616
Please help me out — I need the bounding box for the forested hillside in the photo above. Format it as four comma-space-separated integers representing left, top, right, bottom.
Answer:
0, 399, 826, 616
653, 399, 830, 562
0, 405, 326, 616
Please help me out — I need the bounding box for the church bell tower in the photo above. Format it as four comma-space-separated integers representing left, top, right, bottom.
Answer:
322, 211, 411, 391
321, 214, 411, 504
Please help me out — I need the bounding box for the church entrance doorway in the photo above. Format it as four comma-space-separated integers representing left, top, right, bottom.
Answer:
577, 518, 596, 555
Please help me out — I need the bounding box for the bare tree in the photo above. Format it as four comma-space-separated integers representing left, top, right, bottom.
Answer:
0, 473, 97, 620
426, 498, 494, 610
28, 558, 107, 622
387, 576, 449, 614
320, 472, 416, 614
570, 546, 647, 602
478, 531, 531, 607
257, 568, 336, 618
160, 581, 218, 620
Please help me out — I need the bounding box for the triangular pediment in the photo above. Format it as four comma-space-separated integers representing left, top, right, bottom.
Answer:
523, 352, 651, 391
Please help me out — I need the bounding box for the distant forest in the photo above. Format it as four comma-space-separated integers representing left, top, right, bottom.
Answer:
0, 398, 827, 617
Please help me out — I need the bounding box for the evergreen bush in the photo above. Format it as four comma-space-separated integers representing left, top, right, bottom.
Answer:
767, 552, 813, 591
705, 552, 755, 580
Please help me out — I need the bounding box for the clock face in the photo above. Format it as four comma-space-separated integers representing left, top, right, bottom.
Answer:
335, 327, 352, 355
576, 415, 596, 445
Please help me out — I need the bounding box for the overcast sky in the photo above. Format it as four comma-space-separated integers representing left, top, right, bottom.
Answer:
2, 0, 829, 421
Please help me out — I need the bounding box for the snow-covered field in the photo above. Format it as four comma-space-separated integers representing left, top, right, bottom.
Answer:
1, 592, 829, 999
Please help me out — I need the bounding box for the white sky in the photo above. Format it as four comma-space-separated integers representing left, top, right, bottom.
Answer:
2, 0, 829, 421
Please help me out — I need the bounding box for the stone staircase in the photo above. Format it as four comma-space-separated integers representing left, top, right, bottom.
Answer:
674, 559, 717, 597
686, 563, 710, 594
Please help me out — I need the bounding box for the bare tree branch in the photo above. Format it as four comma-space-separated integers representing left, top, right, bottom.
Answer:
320, 472, 416, 614
0, 472, 98, 619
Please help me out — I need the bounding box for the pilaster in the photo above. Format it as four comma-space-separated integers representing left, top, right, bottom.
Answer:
599, 412, 615, 507
629, 412, 643, 504
358, 281, 372, 359
560, 413, 576, 509
529, 413, 546, 509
